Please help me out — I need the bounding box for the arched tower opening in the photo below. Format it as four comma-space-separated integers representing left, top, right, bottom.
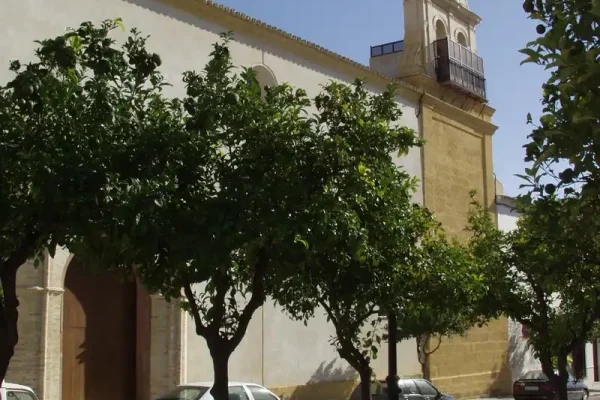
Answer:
435, 19, 448, 41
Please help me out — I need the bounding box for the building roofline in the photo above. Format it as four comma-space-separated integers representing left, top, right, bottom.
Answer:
154, 0, 497, 130
496, 194, 517, 209
158, 0, 422, 98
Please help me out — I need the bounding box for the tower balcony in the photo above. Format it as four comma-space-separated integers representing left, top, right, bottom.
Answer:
370, 40, 405, 58
428, 37, 486, 100
368, 37, 486, 101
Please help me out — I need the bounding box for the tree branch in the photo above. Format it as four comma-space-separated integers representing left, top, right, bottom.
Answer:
354, 305, 378, 331
229, 246, 268, 350
209, 269, 229, 334
425, 334, 443, 356
318, 298, 340, 327
182, 277, 208, 336
525, 272, 551, 338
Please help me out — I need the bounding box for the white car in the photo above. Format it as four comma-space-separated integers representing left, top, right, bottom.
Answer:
157, 381, 281, 400
0, 382, 39, 400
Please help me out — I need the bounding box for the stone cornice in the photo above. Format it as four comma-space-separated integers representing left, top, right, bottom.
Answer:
153, 0, 496, 136
496, 194, 517, 209
423, 93, 498, 135
154, 0, 423, 104
430, 0, 482, 26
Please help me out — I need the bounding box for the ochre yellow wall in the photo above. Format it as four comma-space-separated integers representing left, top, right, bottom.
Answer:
270, 380, 358, 400
420, 104, 511, 398
420, 105, 494, 239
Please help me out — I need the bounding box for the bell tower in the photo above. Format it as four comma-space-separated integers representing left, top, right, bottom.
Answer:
370, 0, 486, 100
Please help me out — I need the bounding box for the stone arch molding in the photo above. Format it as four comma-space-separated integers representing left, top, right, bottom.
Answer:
432, 17, 448, 40
38, 248, 185, 400
251, 63, 278, 95
454, 27, 470, 47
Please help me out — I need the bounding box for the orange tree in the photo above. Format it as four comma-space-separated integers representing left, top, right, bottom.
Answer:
495, 1, 600, 398
270, 85, 491, 400
468, 192, 600, 400
68, 33, 440, 400
0, 20, 172, 383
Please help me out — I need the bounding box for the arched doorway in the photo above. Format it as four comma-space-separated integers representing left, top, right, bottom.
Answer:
62, 258, 149, 400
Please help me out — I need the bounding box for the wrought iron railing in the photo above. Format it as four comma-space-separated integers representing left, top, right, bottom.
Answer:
430, 37, 486, 99
370, 40, 405, 58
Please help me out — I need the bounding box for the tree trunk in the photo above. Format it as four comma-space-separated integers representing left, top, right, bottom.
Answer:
417, 334, 430, 379
209, 343, 232, 400
421, 360, 428, 380
0, 265, 19, 384
555, 355, 570, 400
541, 354, 568, 400
359, 367, 372, 400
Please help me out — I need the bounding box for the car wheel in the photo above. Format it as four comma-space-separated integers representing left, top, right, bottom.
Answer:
583, 390, 589, 400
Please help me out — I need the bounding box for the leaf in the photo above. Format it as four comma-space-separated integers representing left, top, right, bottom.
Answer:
114, 17, 126, 31
519, 48, 541, 65
294, 234, 309, 249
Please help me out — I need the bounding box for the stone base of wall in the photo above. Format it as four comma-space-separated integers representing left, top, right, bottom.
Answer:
269, 364, 511, 400
270, 379, 358, 400
431, 368, 512, 399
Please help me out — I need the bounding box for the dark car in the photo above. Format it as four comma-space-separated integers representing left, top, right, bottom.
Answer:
513, 371, 589, 400
372, 377, 455, 400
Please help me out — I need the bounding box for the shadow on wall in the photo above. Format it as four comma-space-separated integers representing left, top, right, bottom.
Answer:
485, 357, 513, 398
508, 324, 528, 383
276, 359, 358, 400
507, 319, 541, 383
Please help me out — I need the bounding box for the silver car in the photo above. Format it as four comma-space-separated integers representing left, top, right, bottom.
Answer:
157, 381, 281, 400
1, 382, 39, 400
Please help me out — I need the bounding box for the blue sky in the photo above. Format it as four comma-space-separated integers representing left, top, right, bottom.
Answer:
213, 0, 549, 197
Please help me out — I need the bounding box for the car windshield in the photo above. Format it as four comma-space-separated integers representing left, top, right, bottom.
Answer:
157, 386, 209, 400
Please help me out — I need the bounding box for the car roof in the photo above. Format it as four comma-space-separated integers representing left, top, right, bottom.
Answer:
1, 381, 35, 391
183, 381, 262, 388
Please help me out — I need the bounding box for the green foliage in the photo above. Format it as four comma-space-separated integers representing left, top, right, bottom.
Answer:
0, 19, 170, 382
269, 81, 423, 377
515, 2, 600, 396
468, 194, 600, 392
270, 81, 491, 388
0, 19, 169, 265
72, 32, 321, 351
519, 0, 600, 197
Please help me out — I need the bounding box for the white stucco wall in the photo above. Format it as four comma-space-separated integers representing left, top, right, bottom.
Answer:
0, 0, 422, 202
497, 202, 542, 382
2, 0, 424, 396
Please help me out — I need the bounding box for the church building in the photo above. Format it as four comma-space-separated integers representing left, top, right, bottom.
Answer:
0, 0, 508, 399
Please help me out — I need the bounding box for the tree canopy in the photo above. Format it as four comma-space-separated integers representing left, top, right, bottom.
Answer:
507, 3, 600, 398
520, 0, 600, 198
0, 19, 170, 383
468, 192, 600, 400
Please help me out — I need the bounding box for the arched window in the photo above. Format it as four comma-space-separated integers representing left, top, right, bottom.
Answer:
457, 31, 468, 47
252, 64, 277, 97
435, 19, 447, 41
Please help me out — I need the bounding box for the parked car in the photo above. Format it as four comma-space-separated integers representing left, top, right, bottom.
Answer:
372, 377, 455, 400
0, 381, 39, 400
513, 370, 589, 400
157, 381, 281, 400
